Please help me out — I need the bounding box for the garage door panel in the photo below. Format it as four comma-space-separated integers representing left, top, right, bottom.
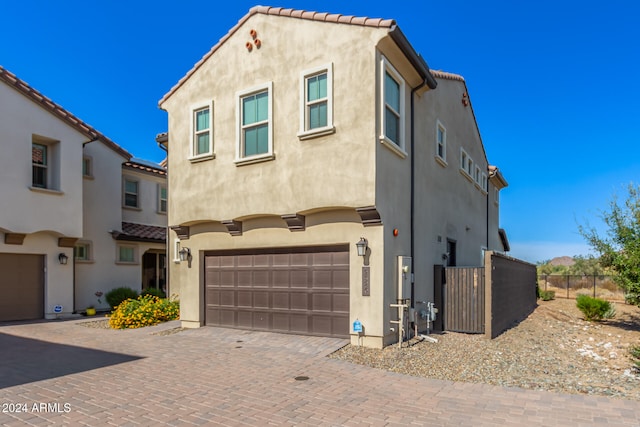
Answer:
333, 294, 349, 313
291, 270, 309, 288
204, 246, 349, 338
253, 291, 269, 308
272, 292, 289, 309
220, 290, 235, 307
237, 291, 252, 308
290, 292, 309, 310
206, 289, 220, 305
272, 270, 290, 288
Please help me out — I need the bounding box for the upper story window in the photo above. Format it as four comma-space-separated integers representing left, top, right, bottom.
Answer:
32, 143, 48, 188
436, 120, 447, 166
191, 105, 212, 160
82, 156, 93, 178
158, 184, 167, 214
379, 57, 406, 157
474, 165, 481, 185
482, 173, 488, 192
123, 178, 139, 208
236, 82, 273, 165
298, 64, 334, 139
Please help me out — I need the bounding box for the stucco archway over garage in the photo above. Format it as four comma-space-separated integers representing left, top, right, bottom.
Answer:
204, 245, 349, 338
0, 253, 44, 321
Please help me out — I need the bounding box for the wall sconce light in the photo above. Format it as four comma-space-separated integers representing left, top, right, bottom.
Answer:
58, 253, 68, 265
356, 237, 368, 257
179, 247, 191, 262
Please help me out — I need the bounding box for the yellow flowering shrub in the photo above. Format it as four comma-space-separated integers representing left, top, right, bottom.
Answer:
109, 294, 179, 329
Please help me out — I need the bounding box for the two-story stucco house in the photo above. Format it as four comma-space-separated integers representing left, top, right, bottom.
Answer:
158, 6, 509, 348
0, 65, 167, 320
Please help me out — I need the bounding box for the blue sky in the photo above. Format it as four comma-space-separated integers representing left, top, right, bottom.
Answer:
2, 1, 639, 263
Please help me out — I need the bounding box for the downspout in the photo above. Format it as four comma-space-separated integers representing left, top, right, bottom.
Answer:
157, 138, 170, 296
410, 80, 428, 307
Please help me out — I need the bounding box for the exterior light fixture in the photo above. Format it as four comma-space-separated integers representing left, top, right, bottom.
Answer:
58, 253, 68, 265
356, 237, 368, 257
179, 247, 191, 262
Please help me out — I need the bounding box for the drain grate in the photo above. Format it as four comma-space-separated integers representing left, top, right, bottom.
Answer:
294, 376, 309, 381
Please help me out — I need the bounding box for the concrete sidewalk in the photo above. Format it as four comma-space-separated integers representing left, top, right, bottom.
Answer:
0, 318, 638, 426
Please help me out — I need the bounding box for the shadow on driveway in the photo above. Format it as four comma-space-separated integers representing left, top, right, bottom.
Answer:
0, 332, 142, 389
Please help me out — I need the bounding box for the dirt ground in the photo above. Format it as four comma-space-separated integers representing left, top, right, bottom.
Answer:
330, 298, 640, 400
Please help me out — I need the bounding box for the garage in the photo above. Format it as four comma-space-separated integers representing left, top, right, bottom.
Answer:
204, 245, 349, 338
0, 254, 44, 322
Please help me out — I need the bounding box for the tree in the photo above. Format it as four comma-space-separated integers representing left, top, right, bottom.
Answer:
578, 184, 640, 305
568, 255, 604, 276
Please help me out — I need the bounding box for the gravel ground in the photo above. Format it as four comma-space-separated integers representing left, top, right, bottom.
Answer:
329, 298, 640, 401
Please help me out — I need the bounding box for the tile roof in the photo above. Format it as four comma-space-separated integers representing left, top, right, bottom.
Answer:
124, 160, 167, 177
112, 222, 166, 243
159, 6, 397, 106
0, 65, 131, 159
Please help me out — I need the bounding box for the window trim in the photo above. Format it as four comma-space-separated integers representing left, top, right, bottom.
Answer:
173, 239, 181, 264
82, 155, 93, 179
158, 184, 167, 214
298, 63, 335, 140
379, 56, 406, 158
116, 244, 138, 264
74, 241, 93, 263
435, 120, 447, 167
481, 173, 488, 193
189, 102, 215, 162
235, 82, 274, 166
459, 148, 473, 182
123, 177, 140, 209
474, 165, 482, 186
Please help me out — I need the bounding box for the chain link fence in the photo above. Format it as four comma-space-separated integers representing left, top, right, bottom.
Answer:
537, 275, 626, 301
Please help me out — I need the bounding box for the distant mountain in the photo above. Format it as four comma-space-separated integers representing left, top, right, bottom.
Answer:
549, 256, 575, 266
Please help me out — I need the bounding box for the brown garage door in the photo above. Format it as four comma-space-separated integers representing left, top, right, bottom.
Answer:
205, 245, 349, 338
0, 254, 44, 322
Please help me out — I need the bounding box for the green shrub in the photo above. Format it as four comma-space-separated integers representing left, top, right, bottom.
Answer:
105, 287, 138, 310
109, 294, 179, 329
141, 288, 166, 299
630, 346, 640, 371
539, 290, 555, 301
576, 294, 614, 321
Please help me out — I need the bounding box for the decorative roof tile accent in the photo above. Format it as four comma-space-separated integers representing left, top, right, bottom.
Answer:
0, 65, 131, 159
159, 6, 396, 106
113, 222, 166, 243
431, 70, 465, 82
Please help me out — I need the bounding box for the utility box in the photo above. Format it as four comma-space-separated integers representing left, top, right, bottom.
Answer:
397, 256, 412, 300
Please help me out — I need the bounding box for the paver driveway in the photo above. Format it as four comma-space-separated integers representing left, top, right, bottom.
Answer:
1, 318, 639, 426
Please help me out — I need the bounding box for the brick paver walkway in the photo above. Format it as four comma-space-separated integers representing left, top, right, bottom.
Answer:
1, 318, 638, 426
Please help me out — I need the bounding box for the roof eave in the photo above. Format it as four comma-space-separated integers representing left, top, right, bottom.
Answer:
388, 26, 437, 90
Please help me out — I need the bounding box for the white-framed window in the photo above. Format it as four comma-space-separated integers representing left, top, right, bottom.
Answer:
466, 156, 474, 177
379, 56, 406, 156
494, 186, 500, 205
460, 149, 468, 171
32, 143, 48, 188
117, 244, 137, 264
30, 135, 60, 192
298, 64, 334, 139
82, 156, 93, 178
158, 184, 167, 214
74, 242, 92, 261
123, 178, 139, 208
435, 120, 447, 165
236, 82, 273, 164
474, 165, 481, 185
191, 104, 213, 160
481, 173, 488, 193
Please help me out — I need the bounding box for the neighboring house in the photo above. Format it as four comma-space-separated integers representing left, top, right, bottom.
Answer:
0, 65, 166, 321
158, 6, 510, 348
